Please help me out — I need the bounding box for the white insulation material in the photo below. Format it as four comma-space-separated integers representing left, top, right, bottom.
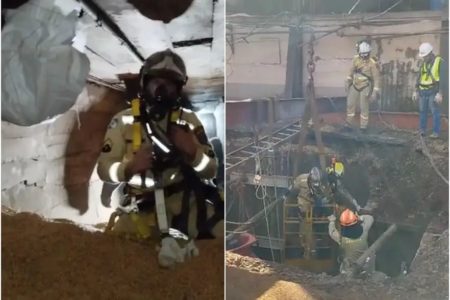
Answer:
1, 86, 114, 224
1, 0, 90, 126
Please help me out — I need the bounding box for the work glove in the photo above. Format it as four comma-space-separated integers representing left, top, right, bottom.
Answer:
169, 125, 201, 163
412, 91, 418, 102
434, 92, 443, 104
183, 240, 200, 259
158, 236, 186, 268
370, 89, 379, 103
345, 79, 352, 93
327, 214, 336, 222
125, 143, 153, 178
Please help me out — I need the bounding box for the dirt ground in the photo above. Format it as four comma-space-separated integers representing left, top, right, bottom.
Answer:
226, 209, 449, 300
226, 226, 448, 300
2, 211, 224, 300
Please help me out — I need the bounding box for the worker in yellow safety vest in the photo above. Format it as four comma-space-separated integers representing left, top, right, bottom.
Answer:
97, 49, 223, 268
412, 42, 447, 139
345, 41, 381, 133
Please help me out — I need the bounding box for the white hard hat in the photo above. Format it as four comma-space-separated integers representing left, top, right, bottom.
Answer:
358, 42, 371, 54
419, 43, 433, 57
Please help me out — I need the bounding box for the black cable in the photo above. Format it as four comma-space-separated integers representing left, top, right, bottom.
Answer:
173, 37, 214, 48
78, 0, 145, 62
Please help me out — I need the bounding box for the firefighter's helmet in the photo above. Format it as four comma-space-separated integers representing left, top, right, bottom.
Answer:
139, 49, 188, 91
340, 209, 359, 226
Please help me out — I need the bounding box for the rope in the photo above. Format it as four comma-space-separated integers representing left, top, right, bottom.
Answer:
252, 129, 277, 261
365, 0, 404, 22
254, 154, 269, 200
419, 135, 449, 185
297, 0, 404, 50
262, 195, 275, 261
376, 101, 411, 133
347, 0, 361, 15
226, 230, 251, 234
375, 101, 448, 186
274, 181, 282, 246
226, 220, 254, 225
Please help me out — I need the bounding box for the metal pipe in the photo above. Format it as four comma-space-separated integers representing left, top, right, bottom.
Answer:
226, 195, 286, 239
355, 223, 398, 268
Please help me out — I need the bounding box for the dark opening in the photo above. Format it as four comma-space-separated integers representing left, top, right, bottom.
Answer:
368, 221, 425, 277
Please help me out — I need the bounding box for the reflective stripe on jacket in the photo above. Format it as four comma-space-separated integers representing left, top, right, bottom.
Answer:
419, 56, 442, 90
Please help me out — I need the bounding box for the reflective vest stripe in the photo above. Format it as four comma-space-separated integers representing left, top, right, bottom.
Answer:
419, 56, 441, 88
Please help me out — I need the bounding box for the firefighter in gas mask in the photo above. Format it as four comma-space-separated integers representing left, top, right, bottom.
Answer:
97, 49, 222, 268
290, 163, 362, 258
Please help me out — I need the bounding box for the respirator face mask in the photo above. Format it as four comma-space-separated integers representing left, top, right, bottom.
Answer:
143, 78, 181, 121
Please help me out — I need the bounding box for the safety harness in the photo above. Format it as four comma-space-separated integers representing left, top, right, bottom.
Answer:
352, 68, 373, 93
417, 55, 441, 91
351, 57, 377, 94
121, 98, 223, 239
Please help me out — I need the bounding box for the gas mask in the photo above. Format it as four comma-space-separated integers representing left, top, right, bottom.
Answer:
142, 78, 181, 122
308, 167, 326, 199
359, 52, 370, 59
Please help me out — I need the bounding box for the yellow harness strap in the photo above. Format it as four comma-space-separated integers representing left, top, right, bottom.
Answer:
131, 98, 142, 152
170, 108, 182, 123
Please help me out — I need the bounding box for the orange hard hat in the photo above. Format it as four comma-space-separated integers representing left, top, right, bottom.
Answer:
340, 209, 359, 227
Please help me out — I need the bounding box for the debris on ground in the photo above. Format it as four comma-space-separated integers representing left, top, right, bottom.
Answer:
227, 236, 448, 300
2, 211, 224, 299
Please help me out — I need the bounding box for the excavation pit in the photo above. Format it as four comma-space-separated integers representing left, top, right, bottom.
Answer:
226, 126, 448, 278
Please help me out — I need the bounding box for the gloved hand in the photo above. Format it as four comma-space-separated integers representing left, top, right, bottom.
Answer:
434, 92, 443, 104
328, 214, 336, 222
125, 143, 153, 179
370, 90, 379, 103
169, 125, 201, 163
183, 240, 199, 259
412, 91, 418, 102
345, 79, 352, 93
158, 236, 185, 268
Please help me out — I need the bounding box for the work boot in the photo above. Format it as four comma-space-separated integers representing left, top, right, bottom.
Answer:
342, 122, 353, 132
429, 133, 439, 139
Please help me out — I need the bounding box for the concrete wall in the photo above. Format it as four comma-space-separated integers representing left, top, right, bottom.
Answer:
226, 28, 289, 99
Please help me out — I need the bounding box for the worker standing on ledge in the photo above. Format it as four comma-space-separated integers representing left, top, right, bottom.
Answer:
97, 49, 222, 268
412, 42, 447, 139
345, 41, 381, 133
328, 209, 374, 275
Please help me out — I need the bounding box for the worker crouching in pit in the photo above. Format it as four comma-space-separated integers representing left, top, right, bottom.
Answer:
328, 209, 374, 276
97, 49, 223, 268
